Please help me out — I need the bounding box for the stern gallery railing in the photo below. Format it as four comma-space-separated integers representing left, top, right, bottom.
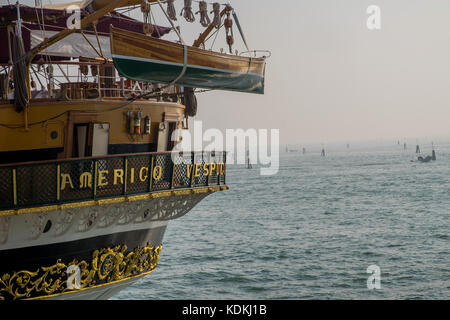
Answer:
0, 151, 226, 211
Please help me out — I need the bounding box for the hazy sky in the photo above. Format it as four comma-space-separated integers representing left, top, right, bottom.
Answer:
11, 0, 450, 144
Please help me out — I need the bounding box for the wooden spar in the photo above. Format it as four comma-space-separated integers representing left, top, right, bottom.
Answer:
193, 5, 232, 48
0, 60, 113, 67
27, 0, 159, 62
90, 0, 150, 11
36, 60, 112, 65
41, 0, 151, 10
28, 0, 228, 60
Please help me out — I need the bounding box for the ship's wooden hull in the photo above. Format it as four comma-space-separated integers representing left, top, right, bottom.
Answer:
0, 218, 167, 300
0, 189, 220, 300
110, 27, 266, 94
0, 149, 228, 300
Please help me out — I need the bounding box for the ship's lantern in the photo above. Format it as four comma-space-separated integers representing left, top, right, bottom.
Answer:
126, 111, 134, 134
134, 112, 143, 134
144, 115, 151, 134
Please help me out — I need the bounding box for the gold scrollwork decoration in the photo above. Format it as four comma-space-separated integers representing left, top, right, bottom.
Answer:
0, 244, 162, 300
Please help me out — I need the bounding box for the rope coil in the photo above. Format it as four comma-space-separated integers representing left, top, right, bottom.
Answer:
211, 2, 221, 29
196, 1, 210, 27
180, 0, 195, 22
166, 0, 177, 21
12, 33, 29, 112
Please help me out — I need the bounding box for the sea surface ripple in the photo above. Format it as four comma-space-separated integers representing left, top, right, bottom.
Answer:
113, 143, 450, 300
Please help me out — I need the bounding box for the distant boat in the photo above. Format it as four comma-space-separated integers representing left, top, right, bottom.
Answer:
285, 145, 299, 152
413, 143, 437, 163
417, 155, 432, 163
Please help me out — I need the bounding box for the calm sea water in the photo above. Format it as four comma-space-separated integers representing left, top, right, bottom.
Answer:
112, 141, 450, 300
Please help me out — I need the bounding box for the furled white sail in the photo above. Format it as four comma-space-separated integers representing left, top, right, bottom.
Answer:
30, 30, 111, 59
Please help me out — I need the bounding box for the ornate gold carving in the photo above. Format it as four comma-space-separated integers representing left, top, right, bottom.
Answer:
0, 244, 162, 300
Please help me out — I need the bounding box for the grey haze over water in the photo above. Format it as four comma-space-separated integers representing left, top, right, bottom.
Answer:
17, 0, 450, 144
113, 141, 450, 299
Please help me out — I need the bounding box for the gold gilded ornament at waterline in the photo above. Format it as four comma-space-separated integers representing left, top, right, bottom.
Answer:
0, 244, 162, 300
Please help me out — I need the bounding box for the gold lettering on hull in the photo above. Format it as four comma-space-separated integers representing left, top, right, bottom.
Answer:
139, 167, 148, 182
113, 169, 124, 185
152, 165, 162, 181
58, 163, 226, 191
60, 174, 74, 191
79, 172, 92, 188
98, 170, 108, 187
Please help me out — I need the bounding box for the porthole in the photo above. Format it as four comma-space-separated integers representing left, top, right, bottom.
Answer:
43, 220, 52, 233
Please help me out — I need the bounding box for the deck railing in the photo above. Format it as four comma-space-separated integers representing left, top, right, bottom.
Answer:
0, 151, 226, 211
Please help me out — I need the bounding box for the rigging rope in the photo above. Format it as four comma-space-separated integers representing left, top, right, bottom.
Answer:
169, 44, 188, 85
205, 21, 223, 50
210, 2, 221, 29
155, 0, 188, 86
232, 10, 249, 52
150, 8, 161, 37
196, 1, 210, 27
180, 0, 195, 22
156, 0, 185, 44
